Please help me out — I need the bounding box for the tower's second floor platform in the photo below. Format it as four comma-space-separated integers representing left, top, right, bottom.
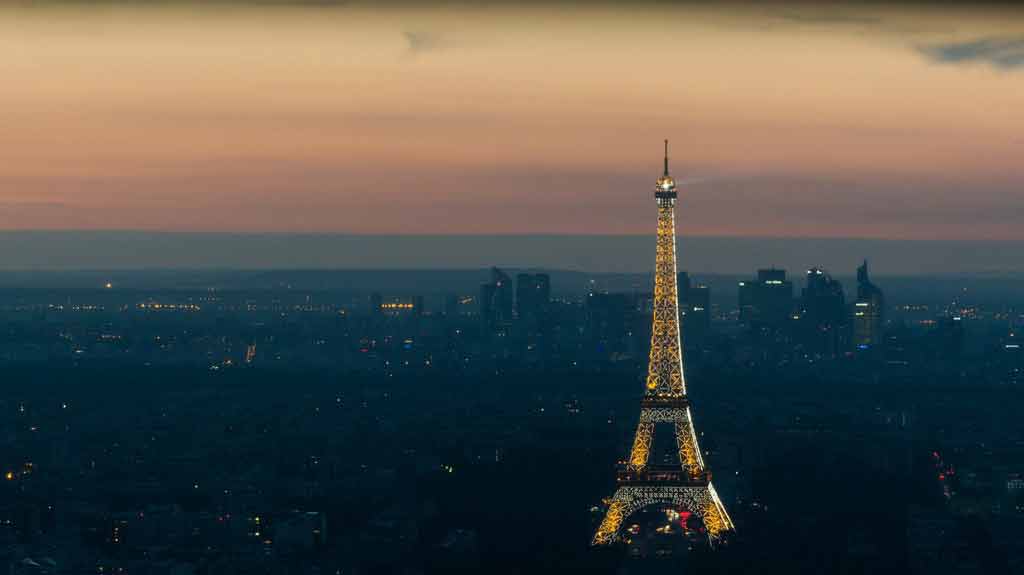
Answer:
640, 396, 691, 410
616, 465, 711, 487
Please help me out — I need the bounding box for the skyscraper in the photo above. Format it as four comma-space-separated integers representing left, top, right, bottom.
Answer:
515, 273, 551, 322
685, 284, 711, 346
677, 271, 710, 347
677, 271, 691, 308
799, 267, 847, 357
586, 292, 632, 358
479, 267, 513, 329
738, 268, 793, 331
853, 260, 885, 349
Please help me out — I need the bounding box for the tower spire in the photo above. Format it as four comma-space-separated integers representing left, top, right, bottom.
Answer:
655, 139, 677, 198
663, 139, 670, 176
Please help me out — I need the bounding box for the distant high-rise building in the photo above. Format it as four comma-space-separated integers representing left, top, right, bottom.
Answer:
799, 267, 846, 356
676, 271, 709, 347
676, 271, 691, 308
586, 292, 631, 357
480, 267, 513, 329
853, 260, 885, 350
685, 284, 711, 346
444, 294, 460, 317
515, 273, 550, 321
738, 268, 793, 330
737, 279, 755, 321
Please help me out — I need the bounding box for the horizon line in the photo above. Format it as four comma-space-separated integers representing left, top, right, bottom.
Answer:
2, 230, 1023, 243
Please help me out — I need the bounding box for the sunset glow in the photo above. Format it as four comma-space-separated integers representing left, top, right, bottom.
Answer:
2, 2, 1023, 239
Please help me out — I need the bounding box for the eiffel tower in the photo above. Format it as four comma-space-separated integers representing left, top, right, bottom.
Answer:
593, 141, 734, 546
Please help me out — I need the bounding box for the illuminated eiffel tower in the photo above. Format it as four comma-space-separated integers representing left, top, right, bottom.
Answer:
593, 141, 734, 546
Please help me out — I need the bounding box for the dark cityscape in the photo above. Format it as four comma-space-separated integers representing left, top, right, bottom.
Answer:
4, 0, 1024, 573
2, 259, 1023, 573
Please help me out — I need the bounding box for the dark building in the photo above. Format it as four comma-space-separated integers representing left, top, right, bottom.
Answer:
934, 316, 966, 362
684, 285, 711, 347
586, 292, 632, 358
676, 271, 709, 347
480, 267, 513, 329
677, 271, 691, 308
738, 268, 793, 331
444, 294, 460, 317
515, 273, 551, 322
853, 260, 885, 350
799, 267, 847, 357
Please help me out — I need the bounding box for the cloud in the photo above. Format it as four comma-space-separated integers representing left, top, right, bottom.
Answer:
919, 37, 1024, 70
0, 201, 66, 209
31, 0, 353, 5
774, 10, 882, 27
403, 30, 441, 55
767, 7, 954, 38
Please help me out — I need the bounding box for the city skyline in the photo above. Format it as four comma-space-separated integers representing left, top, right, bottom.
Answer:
2, 1, 1023, 242
1, 231, 1023, 275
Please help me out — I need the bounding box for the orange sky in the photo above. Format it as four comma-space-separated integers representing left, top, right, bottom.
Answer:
1, 2, 1022, 238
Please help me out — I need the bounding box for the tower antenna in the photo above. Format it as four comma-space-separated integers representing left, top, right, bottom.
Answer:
663, 139, 670, 176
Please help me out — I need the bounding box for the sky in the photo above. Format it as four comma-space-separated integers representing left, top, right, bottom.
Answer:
1, 1, 1023, 244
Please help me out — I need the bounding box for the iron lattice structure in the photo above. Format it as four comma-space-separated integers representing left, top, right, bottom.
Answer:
593, 141, 734, 546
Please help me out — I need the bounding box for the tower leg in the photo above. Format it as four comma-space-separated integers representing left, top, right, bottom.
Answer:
627, 421, 654, 472
673, 407, 705, 477
593, 489, 627, 545
701, 483, 735, 540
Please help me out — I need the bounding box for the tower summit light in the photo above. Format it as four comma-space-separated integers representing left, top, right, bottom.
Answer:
592, 140, 734, 546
